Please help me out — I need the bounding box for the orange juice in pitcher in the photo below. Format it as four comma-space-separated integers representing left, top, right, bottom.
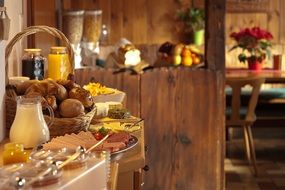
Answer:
47, 46, 71, 80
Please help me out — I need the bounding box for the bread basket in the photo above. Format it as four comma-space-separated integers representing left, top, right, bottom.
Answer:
5, 25, 96, 138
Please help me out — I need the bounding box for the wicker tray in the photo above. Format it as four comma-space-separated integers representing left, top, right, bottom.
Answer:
5, 25, 95, 138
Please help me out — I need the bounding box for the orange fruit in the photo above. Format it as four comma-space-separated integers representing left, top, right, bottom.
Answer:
181, 48, 191, 57
193, 57, 201, 64
182, 56, 193, 66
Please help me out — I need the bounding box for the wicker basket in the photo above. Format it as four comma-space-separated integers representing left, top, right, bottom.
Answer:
5, 25, 96, 138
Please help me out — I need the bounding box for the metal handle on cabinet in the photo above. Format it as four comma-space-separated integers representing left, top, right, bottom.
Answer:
143, 165, 149, 172
144, 145, 148, 153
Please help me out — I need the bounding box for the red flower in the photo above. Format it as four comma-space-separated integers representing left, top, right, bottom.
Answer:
230, 27, 273, 41
229, 27, 273, 63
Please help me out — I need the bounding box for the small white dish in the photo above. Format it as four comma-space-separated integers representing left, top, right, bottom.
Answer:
9, 76, 30, 86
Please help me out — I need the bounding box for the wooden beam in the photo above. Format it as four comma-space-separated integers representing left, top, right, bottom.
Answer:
226, 0, 270, 13
205, 0, 226, 72
280, 0, 285, 44
26, 0, 35, 48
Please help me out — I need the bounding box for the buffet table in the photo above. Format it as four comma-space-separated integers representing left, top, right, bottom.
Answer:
0, 124, 145, 190
113, 124, 145, 190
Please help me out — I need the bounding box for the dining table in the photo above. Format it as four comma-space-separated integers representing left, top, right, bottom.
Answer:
225, 68, 285, 128
226, 68, 285, 84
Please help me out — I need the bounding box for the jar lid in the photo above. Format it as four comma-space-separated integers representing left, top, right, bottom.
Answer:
4, 142, 24, 151
24, 48, 42, 53
84, 10, 102, 15
63, 10, 84, 16
50, 46, 67, 54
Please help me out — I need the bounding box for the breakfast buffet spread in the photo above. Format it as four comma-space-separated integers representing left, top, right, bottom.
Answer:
1, 76, 142, 189
1, 26, 144, 189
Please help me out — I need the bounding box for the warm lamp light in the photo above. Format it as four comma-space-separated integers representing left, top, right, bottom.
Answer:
124, 49, 141, 66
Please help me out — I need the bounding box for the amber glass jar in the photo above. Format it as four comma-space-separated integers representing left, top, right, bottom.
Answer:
2, 142, 29, 165
22, 49, 45, 80
47, 46, 71, 80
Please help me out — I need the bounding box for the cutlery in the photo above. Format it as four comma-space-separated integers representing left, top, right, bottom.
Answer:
124, 118, 144, 129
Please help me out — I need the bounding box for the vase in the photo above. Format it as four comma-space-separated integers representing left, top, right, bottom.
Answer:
248, 60, 263, 71
193, 29, 204, 46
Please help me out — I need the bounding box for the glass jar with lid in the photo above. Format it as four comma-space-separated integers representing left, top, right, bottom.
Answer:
82, 10, 102, 52
47, 46, 71, 80
62, 10, 84, 46
2, 142, 29, 165
22, 48, 45, 80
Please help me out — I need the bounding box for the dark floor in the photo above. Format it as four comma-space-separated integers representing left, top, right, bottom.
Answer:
226, 136, 285, 190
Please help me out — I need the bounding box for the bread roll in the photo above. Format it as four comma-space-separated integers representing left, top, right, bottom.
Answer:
69, 87, 94, 109
25, 79, 68, 102
45, 95, 57, 111
25, 81, 48, 97
59, 98, 85, 118
16, 80, 39, 95
57, 79, 80, 91
55, 84, 68, 101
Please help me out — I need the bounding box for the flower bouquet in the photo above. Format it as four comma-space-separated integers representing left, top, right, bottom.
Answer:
229, 27, 273, 70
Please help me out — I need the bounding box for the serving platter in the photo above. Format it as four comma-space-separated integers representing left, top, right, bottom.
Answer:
111, 135, 138, 155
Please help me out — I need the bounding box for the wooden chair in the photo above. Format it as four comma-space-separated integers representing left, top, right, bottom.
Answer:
226, 77, 265, 176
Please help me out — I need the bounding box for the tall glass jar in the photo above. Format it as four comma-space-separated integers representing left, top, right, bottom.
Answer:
82, 10, 102, 52
62, 10, 84, 46
47, 46, 71, 80
22, 48, 45, 80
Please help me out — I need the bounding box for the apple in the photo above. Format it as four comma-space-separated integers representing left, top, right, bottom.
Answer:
173, 55, 182, 65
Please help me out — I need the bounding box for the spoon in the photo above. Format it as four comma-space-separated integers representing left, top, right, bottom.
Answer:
124, 118, 144, 129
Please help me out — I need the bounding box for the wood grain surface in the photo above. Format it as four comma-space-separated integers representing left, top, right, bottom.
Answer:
75, 67, 225, 190
140, 68, 224, 190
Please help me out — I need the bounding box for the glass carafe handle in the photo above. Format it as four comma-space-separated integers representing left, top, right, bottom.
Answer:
43, 105, 54, 127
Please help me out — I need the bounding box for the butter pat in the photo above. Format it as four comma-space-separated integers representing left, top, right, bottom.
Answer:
107, 101, 122, 110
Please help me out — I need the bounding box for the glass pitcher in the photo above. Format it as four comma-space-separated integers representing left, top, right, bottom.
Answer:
9, 96, 54, 149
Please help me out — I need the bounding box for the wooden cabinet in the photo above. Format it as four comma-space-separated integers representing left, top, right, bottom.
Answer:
75, 67, 224, 189
114, 125, 145, 190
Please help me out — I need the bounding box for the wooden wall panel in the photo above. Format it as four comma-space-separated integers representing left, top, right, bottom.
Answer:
109, 1, 123, 43
33, 0, 56, 55
141, 68, 224, 189
226, 13, 268, 44
74, 67, 224, 190
226, 0, 270, 12
225, 0, 284, 68
280, 0, 285, 44
64, 0, 180, 44
31, 0, 285, 54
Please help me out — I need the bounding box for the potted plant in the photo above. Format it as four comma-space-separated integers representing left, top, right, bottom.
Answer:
176, 7, 205, 46
229, 27, 273, 70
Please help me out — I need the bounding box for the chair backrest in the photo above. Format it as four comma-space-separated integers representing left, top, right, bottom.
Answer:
226, 77, 265, 126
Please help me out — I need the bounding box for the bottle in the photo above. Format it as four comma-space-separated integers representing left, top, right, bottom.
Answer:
3, 142, 29, 165
47, 46, 71, 80
22, 49, 45, 80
